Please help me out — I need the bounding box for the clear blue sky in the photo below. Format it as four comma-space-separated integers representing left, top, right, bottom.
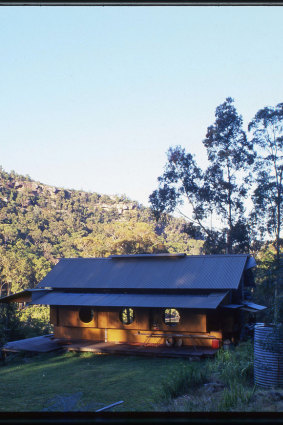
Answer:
0, 6, 282, 207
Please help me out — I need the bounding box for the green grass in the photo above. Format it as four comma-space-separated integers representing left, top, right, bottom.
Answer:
0, 351, 205, 412
217, 385, 256, 411
160, 362, 208, 401
2, 341, 275, 412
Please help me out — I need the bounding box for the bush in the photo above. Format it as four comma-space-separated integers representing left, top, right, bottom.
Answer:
211, 342, 254, 385
157, 342, 256, 411
0, 304, 23, 346
16, 305, 53, 339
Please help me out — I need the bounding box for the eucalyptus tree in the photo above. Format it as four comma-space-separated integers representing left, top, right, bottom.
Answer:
248, 102, 283, 262
248, 103, 283, 322
149, 146, 217, 250
203, 97, 255, 253
150, 98, 255, 254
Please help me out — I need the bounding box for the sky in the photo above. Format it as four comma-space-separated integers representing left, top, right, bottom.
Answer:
0, 6, 282, 207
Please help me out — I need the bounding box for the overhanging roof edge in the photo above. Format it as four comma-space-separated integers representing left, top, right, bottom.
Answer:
245, 256, 257, 270
0, 289, 46, 303
30, 291, 228, 309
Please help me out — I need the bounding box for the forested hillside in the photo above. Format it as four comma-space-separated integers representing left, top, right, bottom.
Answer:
0, 167, 203, 299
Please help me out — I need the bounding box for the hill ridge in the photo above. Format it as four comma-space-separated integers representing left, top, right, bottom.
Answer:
0, 166, 203, 297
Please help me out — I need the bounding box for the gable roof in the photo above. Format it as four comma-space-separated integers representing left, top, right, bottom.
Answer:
36, 254, 254, 291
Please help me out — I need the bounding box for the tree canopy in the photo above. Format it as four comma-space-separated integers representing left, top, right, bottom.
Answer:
150, 98, 256, 254
248, 103, 283, 261
248, 102, 283, 323
203, 97, 255, 253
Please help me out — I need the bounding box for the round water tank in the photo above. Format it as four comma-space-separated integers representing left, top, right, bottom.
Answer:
254, 324, 283, 388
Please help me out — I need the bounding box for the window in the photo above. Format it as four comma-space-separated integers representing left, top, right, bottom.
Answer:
79, 307, 94, 323
120, 307, 135, 325
18, 302, 26, 310
164, 308, 180, 326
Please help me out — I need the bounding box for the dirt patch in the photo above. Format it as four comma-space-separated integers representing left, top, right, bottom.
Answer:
246, 389, 283, 412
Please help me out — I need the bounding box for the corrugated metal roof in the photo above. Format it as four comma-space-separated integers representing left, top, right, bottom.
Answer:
37, 254, 253, 291
0, 289, 45, 303
110, 253, 186, 258
0, 290, 32, 303
245, 256, 257, 270
30, 291, 228, 309
241, 301, 267, 311
222, 301, 267, 311
221, 304, 243, 309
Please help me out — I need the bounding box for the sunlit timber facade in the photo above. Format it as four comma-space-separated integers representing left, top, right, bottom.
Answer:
0, 253, 266, 350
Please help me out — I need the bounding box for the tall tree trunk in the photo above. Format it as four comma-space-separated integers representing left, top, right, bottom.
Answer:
274, 196, 281, 324
227, 165, 233, 254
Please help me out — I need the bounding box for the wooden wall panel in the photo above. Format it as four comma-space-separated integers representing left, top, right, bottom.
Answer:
206, 311, 221, 332
151, 309, 206, 333
97, 310, 108, 328
55, 307, 206, 332
220, 311, 236, 333
58, 307, 97, 328
97, 308, 149, 330
107, 310, 120, 328
135, 308, 150, 330
54, 325, 222, 347
106, 329, 214, 346
50, 306, 58, 326
53, 307, 228, 348
54, 325, 104, 341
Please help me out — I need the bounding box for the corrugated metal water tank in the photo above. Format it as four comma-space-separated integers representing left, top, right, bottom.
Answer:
254, 324, 283, 388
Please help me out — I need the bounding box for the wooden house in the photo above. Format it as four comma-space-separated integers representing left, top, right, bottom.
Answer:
0, 253, 266, 350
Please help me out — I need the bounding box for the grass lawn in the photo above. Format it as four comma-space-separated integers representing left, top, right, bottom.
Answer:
1, 342, 282, 412
0, 351, 203, 412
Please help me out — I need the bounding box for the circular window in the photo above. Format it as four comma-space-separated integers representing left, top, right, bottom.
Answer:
120, 308, 135, 325
79, 307, 94, 323
164, 308, 180, 326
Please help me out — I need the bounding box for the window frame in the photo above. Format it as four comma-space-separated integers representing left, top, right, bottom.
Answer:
78, 307, 94, 323
119, 307, 135, 325
163, 308, 181, 327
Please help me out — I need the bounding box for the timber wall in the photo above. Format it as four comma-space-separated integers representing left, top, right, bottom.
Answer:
50, 307, 223, 347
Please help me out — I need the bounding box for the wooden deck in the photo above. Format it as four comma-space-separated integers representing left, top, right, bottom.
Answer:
62, 340, 218, 358
1, 334, 63, 354
1, 335, 218, 359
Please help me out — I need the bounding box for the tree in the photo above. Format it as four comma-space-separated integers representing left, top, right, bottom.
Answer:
149, 98, 255, 254
248, 103, 283, 260
75, 221, 167, 257
157, 217, 204, 255
203, 97, 255, 253
252, 243, 282, 324
149, 145, 211, 238
248, 102, 283, 322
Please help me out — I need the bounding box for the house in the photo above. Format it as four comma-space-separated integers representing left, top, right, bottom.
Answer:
0, 253, 266, 352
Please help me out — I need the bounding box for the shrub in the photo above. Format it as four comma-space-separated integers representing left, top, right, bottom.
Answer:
211, 342, 254, 385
